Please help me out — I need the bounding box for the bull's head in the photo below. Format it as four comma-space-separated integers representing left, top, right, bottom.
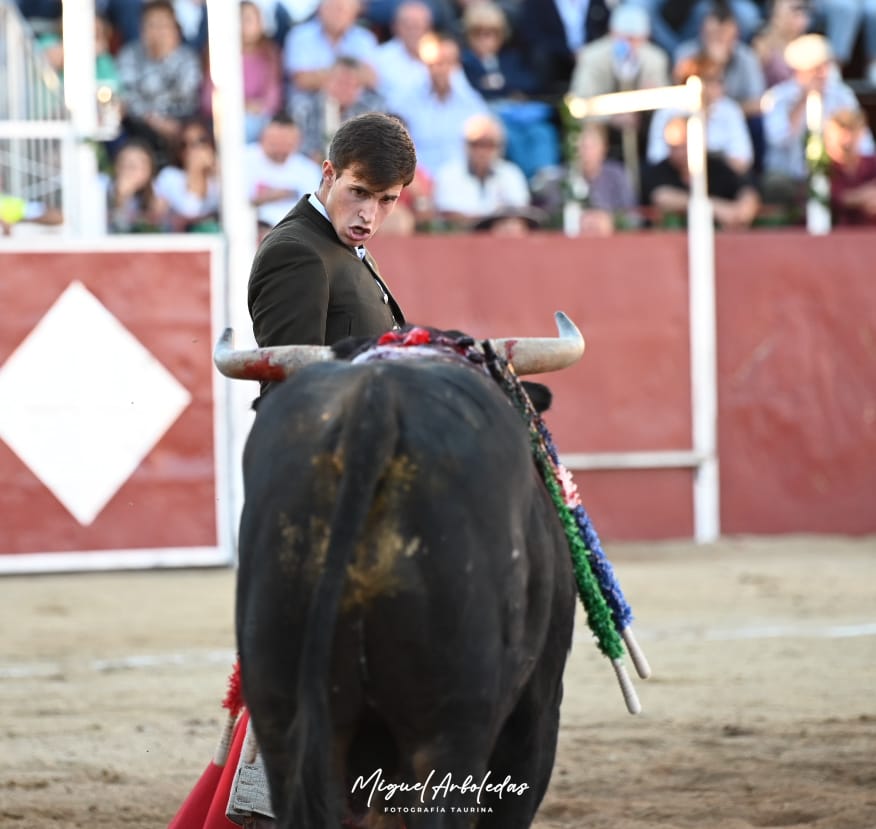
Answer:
213, 312, 585, 380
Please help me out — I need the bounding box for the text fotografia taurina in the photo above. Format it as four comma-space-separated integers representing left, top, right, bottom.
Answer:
351, 769, 530, 808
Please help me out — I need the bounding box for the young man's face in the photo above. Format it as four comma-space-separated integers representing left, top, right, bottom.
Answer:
319, 162, 403, 247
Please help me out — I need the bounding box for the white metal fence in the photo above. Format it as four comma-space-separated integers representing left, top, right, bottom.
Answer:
0, 1, 71, 220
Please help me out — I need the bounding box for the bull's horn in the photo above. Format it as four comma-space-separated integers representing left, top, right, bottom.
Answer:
213, 328, 334, 381
491, 311, 585, 375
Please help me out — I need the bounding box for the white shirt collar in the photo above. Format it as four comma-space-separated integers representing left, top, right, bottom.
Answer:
308, 191, 329, 220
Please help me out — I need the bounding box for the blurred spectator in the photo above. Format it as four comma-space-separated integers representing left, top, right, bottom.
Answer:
292, 56, 386, 161
201, 0, 284, 143
282, 0, 379, 103
13, 1, 62, 36
569, 5, 670, 99
675, 2, 766, 117
17, 0, 142, 45
251, 0, 321, 44
825, 108, 876, 224
379, 113, 437, 233
243, 112, 322, 235
752, 0, 813, 87
96, 0, 150, 45
154, 117, 221, 231
648, 53, 754, 173
392, 33, 488, 176
761, 34, 874, 204
373, 0, 434, 110
517, 0, 612, 99
102, 138, 172, 233
432, 113, 531, 229
172, 0, 209, 50
429, 0, 524, 40
623, 0, 696, 55
626, 0, 762, 57
460, 1, 560, 181
37, 13, 122, 132
361, 0, 460, 35
643, 115, 761, 228
116, 0, 203, 165
559, 121, 641, 234
378, 166, 435, 234
810, 0, 876, 79
472, 205, 548, 235
568, 4, 670, 188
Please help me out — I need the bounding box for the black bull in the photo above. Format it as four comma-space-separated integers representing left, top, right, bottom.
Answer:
236, 350, 577, 829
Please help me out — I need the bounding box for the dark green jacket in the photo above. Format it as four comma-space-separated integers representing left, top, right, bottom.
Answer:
248, 196, 404, 351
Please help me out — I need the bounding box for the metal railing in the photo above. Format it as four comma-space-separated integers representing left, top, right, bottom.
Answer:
0, 1, 71, 220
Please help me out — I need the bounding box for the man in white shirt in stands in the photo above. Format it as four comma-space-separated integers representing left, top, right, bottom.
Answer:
373, 0, 434, 110
282, 0, 380, 104
392, 33, 488, 177
433, 112, 531, 229
647, 53, 754, 175
244, 111, 323, 235
762, 33, 874, 193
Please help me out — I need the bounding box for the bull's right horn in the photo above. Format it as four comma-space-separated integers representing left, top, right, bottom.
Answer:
491, 311, 585, 375
213, 328, 334, 381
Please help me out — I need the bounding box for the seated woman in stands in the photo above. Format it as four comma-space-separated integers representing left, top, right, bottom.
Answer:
103, 137, 171, 233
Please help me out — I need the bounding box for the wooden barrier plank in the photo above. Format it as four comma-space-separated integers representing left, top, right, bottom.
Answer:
0, 242, 230, 568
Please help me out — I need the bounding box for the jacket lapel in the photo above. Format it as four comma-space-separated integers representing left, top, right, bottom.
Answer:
362, 249, 405, 328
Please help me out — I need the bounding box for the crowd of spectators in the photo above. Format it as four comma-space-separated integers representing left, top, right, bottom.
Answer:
7, 0, 876, 236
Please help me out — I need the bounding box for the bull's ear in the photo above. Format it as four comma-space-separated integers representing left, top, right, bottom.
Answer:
331, 335, 375, 360
522, 381, 552, 413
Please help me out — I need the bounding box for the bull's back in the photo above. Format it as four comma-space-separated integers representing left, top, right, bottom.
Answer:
240, 357, 569, 678
235, 360, 575, 826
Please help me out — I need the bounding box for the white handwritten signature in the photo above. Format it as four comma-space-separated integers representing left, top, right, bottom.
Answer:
351, 769, 530, 808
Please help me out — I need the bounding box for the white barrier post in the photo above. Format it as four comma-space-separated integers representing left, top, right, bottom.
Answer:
683, 78, 720, 543
565, 83, 720, 542
61, 0, 106, 236
206, 0, 258, 558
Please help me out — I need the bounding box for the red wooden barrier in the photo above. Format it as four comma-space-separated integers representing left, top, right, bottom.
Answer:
0, 240, 230, 570
0, 230, 873, 570
370, 230, 876, 539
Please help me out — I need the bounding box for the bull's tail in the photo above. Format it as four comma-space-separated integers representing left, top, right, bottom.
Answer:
284, 371, 398, 829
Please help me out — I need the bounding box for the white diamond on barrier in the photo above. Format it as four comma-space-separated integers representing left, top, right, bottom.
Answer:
0, 280, 192, 526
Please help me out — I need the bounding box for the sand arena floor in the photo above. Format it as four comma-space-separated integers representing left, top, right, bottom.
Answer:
1, 534, 874, 828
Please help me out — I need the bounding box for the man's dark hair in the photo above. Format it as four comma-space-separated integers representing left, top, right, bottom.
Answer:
328, 113, 417, 189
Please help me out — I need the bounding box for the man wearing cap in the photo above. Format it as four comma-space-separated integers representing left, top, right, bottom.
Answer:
761, 33, 874, 203
568, 4, 670, 100
568, 4, 670, 195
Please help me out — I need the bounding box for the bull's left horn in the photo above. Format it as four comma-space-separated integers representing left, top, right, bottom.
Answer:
491, 311, 585, 375
213, 328, 334, 381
